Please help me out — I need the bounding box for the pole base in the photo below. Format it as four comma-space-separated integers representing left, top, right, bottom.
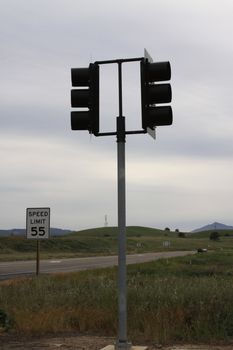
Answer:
100, 346, 148, 350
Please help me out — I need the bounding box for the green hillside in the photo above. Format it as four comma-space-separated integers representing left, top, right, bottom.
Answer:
1, 225, 233, 262
68, 226, 166, 238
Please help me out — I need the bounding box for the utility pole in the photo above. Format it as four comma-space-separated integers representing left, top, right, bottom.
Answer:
104, 215, 108, 227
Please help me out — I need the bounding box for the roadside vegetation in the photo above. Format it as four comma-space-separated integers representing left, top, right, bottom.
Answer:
2, 250, 233, 344
1, 226, 233, 261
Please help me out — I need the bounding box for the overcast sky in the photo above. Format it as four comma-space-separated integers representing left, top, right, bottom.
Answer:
0, 0, 233, 232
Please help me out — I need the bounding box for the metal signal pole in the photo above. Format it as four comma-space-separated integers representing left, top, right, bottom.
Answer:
93, 57, 145, 349
116, 62, 128, 349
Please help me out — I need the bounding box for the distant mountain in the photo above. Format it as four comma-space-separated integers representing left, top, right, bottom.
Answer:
192, 222, 233, 233
0, 228, 72, 237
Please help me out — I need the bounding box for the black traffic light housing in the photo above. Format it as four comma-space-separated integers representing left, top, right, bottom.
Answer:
71, 63, 99, 135
140, 59, 172, 131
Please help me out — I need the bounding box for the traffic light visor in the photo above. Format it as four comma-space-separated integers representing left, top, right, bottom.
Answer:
71, 111, 91, 130
148, 61, 171, 82
148, 84, 172, 104
71, 68, 90, 87
71, 89, 90, 108
147, 106, 173, 127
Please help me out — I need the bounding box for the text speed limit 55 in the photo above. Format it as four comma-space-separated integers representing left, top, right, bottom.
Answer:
26, 207, 50, 239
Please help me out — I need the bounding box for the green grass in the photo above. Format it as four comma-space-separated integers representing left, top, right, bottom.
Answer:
2, 251, 233, 344
1, 226, 233, 261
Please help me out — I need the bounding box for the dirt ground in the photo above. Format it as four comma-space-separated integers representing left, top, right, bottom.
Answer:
1, 334, 233, 350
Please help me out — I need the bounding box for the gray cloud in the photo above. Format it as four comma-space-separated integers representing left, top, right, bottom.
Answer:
0, 0, 233, 231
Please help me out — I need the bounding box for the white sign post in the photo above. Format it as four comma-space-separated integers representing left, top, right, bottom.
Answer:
26, 207, 50, 275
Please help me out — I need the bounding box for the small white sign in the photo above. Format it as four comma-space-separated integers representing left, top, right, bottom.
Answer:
26, 207, 50, 239
147, 126, 156, 139
144, 48, 154, 63
163, 240, 171, 248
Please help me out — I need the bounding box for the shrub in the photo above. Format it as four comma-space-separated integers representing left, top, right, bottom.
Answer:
178, 232, 186, 238
210, 231, 220, 241
0, 309, 13, 331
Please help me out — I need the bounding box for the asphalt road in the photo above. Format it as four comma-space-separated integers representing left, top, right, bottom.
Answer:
0, 251, 195, 280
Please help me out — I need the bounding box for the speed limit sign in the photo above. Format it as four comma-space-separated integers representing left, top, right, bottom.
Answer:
26, 207, 50, 239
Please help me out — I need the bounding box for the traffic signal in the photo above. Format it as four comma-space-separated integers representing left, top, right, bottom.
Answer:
71, 63, 99, 135
140, 59, 172, 131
